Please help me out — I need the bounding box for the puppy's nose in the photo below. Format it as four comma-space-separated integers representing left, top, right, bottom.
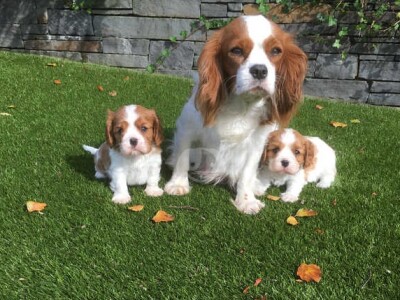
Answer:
281, 160, 289, 168
250, 64, 268, 80
130, 138, 138, 147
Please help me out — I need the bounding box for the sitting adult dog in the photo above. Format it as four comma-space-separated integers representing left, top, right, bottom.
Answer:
165, 15, 307, 214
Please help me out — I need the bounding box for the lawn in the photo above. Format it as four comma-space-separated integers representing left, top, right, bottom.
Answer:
0, 51, 399, 299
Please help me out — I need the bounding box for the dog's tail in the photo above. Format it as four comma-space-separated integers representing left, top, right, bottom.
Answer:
83, 145, 98, 155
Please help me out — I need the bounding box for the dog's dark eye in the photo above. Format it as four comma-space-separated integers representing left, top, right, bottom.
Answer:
115, 127, 123, 134
230, 47, 243, 56
271, 47, 282, 56
294, 149, 301, 155
140, 126, 148, 132
272, 147, 280, 154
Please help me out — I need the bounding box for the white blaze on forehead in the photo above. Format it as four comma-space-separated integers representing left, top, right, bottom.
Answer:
124, 105, 138, 124
281, 129, 296, 145
242, 15, 273, 45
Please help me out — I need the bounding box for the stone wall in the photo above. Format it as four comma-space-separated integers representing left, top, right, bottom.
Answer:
0, 0, 399, 106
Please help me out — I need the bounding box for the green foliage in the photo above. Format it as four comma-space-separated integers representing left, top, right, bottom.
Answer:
69, 0, 92, 14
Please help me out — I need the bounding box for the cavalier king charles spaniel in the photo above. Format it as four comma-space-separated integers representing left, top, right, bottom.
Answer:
83, 105, 164, 204
165, 15, 307, 214
256, 128, 336, 202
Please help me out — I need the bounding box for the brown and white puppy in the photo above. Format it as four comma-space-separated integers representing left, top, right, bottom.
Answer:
255, 128, 336, 202
83, 105, 163, 204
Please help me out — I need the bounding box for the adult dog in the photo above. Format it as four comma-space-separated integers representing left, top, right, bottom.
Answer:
165, 15, 307, 214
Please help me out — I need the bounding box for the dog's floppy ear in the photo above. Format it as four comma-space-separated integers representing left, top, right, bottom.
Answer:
105, 110, 115, 146
304, 139, 316, 170
151, 109, 164, 147
195, 29, 226, 127
274, 28, 308, 127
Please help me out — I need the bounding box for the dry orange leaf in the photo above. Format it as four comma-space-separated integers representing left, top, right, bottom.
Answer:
242, 285, 250, 294
46, 62, 57, 67
0, 112, 12, 116
26, 201, 47, 212
123, 76, 130, 81
109, 90, 117, 97
254, 277, 262, 287
266, 194, 280, 201
53, 79, 62, 85
295, 208, 318, 217
296, 263, 322, 283
315, 104, 323, 110
152, 210, 174, 223
350, 119, 361, 124
128, 205, 144, 212
286, 215, 299, 226
97, 85, 104, 92
330, 121, 347, 128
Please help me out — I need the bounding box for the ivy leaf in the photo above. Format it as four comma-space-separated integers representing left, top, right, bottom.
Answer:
169, 36, 177, 43
332, 39, 341, 49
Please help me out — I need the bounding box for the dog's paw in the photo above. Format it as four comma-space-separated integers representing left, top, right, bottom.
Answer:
232, 196, 265, 215
164, 181, 190, 196
281, 192, 299, 203
112, 193, 131, 204
316, 181, 332, 189
145, 186, 164, 197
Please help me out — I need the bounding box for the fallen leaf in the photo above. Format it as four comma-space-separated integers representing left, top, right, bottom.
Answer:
109, 90, 117, 97
330, 121, 347, 128
296, 263, 322, 283
7, 105, 16, 109
266, 194, 280, 201
254, 278, 262, 287
286, 215, 299, 226
332, 199, 337, 206
315, 228, 325, 235
128, 205, 144, 212
97, 85, 104, 92
371, 192, 378, 197
295, 208, 318, 217
53, 79, 62, 85
123, 76, 130, 81
46, 62, 57, 67
0, 112, 12, 116
350, 119, 361, 124
315, 104, 323, 110
26, 201, 47, 212
243, 286, 250, 294
152, 210, 174, 223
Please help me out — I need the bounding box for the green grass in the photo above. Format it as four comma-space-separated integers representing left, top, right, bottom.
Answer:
0, 51, 399, 299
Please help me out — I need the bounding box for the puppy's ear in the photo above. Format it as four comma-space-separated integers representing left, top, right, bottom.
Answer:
195, 29, 225, 127
105, 110, 115, 146
304, 140, 316, 170
151, 110, 164, 147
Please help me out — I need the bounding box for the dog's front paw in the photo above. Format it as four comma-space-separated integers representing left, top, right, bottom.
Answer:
281, 192, 299, 203
145, 186, 164, 197
164, 179, 190, 196
232, 196, 265, 215
316, 180, 332, 189
112, 193, 131, 204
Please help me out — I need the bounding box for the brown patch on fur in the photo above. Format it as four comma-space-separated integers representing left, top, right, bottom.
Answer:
95, 142, 111, 173
261, 129, 285, 164
134, 105, 164, 148
270, 23, 308, 127
196, 17, 251, 126
291, 130, 316, 173
105, 108, 129, 149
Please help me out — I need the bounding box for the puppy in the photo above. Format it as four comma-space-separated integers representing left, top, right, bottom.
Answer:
83, 105, 164, 204
256, 128, 336, 202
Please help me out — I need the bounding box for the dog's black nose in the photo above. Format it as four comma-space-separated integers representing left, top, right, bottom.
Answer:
281, 160, 289, 168
250, 64, 268, 80
130, 138, 138, 147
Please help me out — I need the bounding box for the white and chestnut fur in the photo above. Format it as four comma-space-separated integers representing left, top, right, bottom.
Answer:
165, 15, 307, 214
255, 128, 336, 202
83, 105, 164, 204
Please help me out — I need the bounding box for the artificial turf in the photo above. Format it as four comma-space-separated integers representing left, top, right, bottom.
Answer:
0, 51, 399, 299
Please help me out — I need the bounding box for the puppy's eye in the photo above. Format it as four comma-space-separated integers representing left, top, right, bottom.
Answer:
230, 47, 243, 56
140, 126, 148, 132
115, 127, 123, 134
271, 147, 280, 154
271, 47, 282, 56
294, 149, 301, 155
